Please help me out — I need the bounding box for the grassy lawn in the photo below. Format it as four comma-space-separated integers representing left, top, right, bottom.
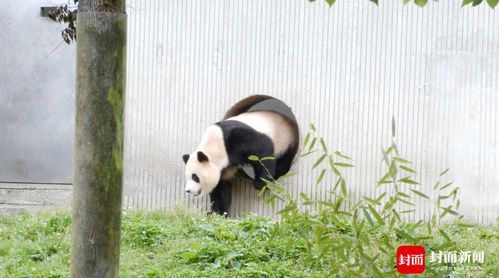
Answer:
0, 209, 497, 277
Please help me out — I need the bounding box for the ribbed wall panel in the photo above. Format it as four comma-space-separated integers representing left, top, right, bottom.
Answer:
123, 0, 499, 223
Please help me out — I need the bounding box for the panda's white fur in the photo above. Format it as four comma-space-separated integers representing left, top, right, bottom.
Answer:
184, 111, 296, 196
184, 125, 229, 196
225, 111, 295, 157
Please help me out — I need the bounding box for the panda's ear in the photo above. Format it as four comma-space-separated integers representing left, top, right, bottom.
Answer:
182, 154, 190, 164
197, 151, 209, 163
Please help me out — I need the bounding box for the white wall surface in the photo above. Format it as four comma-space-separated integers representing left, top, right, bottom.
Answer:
0, 0, 76, 183
123, 0, 498, 224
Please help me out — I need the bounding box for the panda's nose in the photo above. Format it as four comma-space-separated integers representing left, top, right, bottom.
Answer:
185, 189, 191, 193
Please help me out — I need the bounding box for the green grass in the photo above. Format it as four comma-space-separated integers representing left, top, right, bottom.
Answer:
0, 209, 497, 277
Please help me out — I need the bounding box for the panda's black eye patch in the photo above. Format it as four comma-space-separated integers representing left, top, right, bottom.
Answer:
192, 174, 200, 183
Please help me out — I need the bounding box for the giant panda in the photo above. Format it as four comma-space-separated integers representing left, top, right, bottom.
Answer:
182, 95, 299, 215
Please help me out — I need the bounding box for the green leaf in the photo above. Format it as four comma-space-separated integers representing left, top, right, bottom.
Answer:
403, 0, 411, 4
457, 223, 476, 228
433, 181, 440, 190
415, 0, 428, 7
309, 123, 317, 132
361, 207, 375, 227
248, 155, 259, 161
320, 138, 328, 153
334, 162, 354, 168
368, 205, 384, 225
340, 179, 348, 197
260, 156, 275, 161
438, 229, 451, 242
369, 0, 379, 6
332, 177, 342, 193
393, 157, 412, 164
396, 192, 411, 199
397, 197, 416, 207
334, 151, 352, 160
426, 222, 432, 235
316, 169, 326, 185
400, 165, 416, 174
325, 0, 337, 6
312, 154, 327, 169
487, 0, 499, 8
391, 116, 396, 137
300, 150, 318, 157
400, 209, 416, 214
398, 177, 419, 185
303, 133, 311, 148
395, 228, 416, 241
377, 172, 392, 185
411, 189, 430, 199
363, 196, 381, 206
440, 181, 454, 191
278, 172, 297, 180
472, 0, 484, 6
439, 167, 450, 176
300, 192, 310, 201
375, 192, 387, 202
309, 137, 318, 151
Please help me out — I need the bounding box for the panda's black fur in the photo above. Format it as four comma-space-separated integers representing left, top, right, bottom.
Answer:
185, 95, 299, 216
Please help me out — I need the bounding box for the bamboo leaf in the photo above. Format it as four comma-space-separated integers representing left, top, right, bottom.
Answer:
440, 181, 454, 191
309, 137, 318, 151
397, 197, 416, 207
433, 181, 441, 190
303, 133, 311, 148
462, 0, 474, 6
400, 209, 416, 214
439, 168, 450, 176
332, 177, 342, 194
340, 179, 348, 197
415, 0, 428, 7
334, 151, 352, 160
320, 138, 328, 153
316, 169, 326, 185
260, 156, 275, 161
395, 228, 416, 241
438, 229, 451, 242
398, 177, 419, 185
411, 189, 430, 199
312, 154, 327, 169
248, 155, 259, 161
300, 150, 318, 157
400, 165, 417, 174
375, 192, 387, 202
334, 162, 354, 168
368, 205, 384, 225
487, 0, 499, 8
309, 123, 317, 132
363, 196, 381, 206
300, 192, 310, 201
361, 207, 375, 227
278, 172, 297, 180
472, 0, 484, 6
393, 157, 412, 164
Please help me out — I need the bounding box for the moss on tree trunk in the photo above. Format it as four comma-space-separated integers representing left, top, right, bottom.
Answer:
71, 11, 127, 278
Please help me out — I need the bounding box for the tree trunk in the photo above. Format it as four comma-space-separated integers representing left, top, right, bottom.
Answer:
71, 1, 126, 277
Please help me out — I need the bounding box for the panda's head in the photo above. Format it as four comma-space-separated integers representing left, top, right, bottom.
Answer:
182, 151, 221, 196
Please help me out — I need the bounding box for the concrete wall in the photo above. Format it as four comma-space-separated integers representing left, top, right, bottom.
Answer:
123, 0, 498, 223
0, 0, 76, 184
0, 0, 75, 214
